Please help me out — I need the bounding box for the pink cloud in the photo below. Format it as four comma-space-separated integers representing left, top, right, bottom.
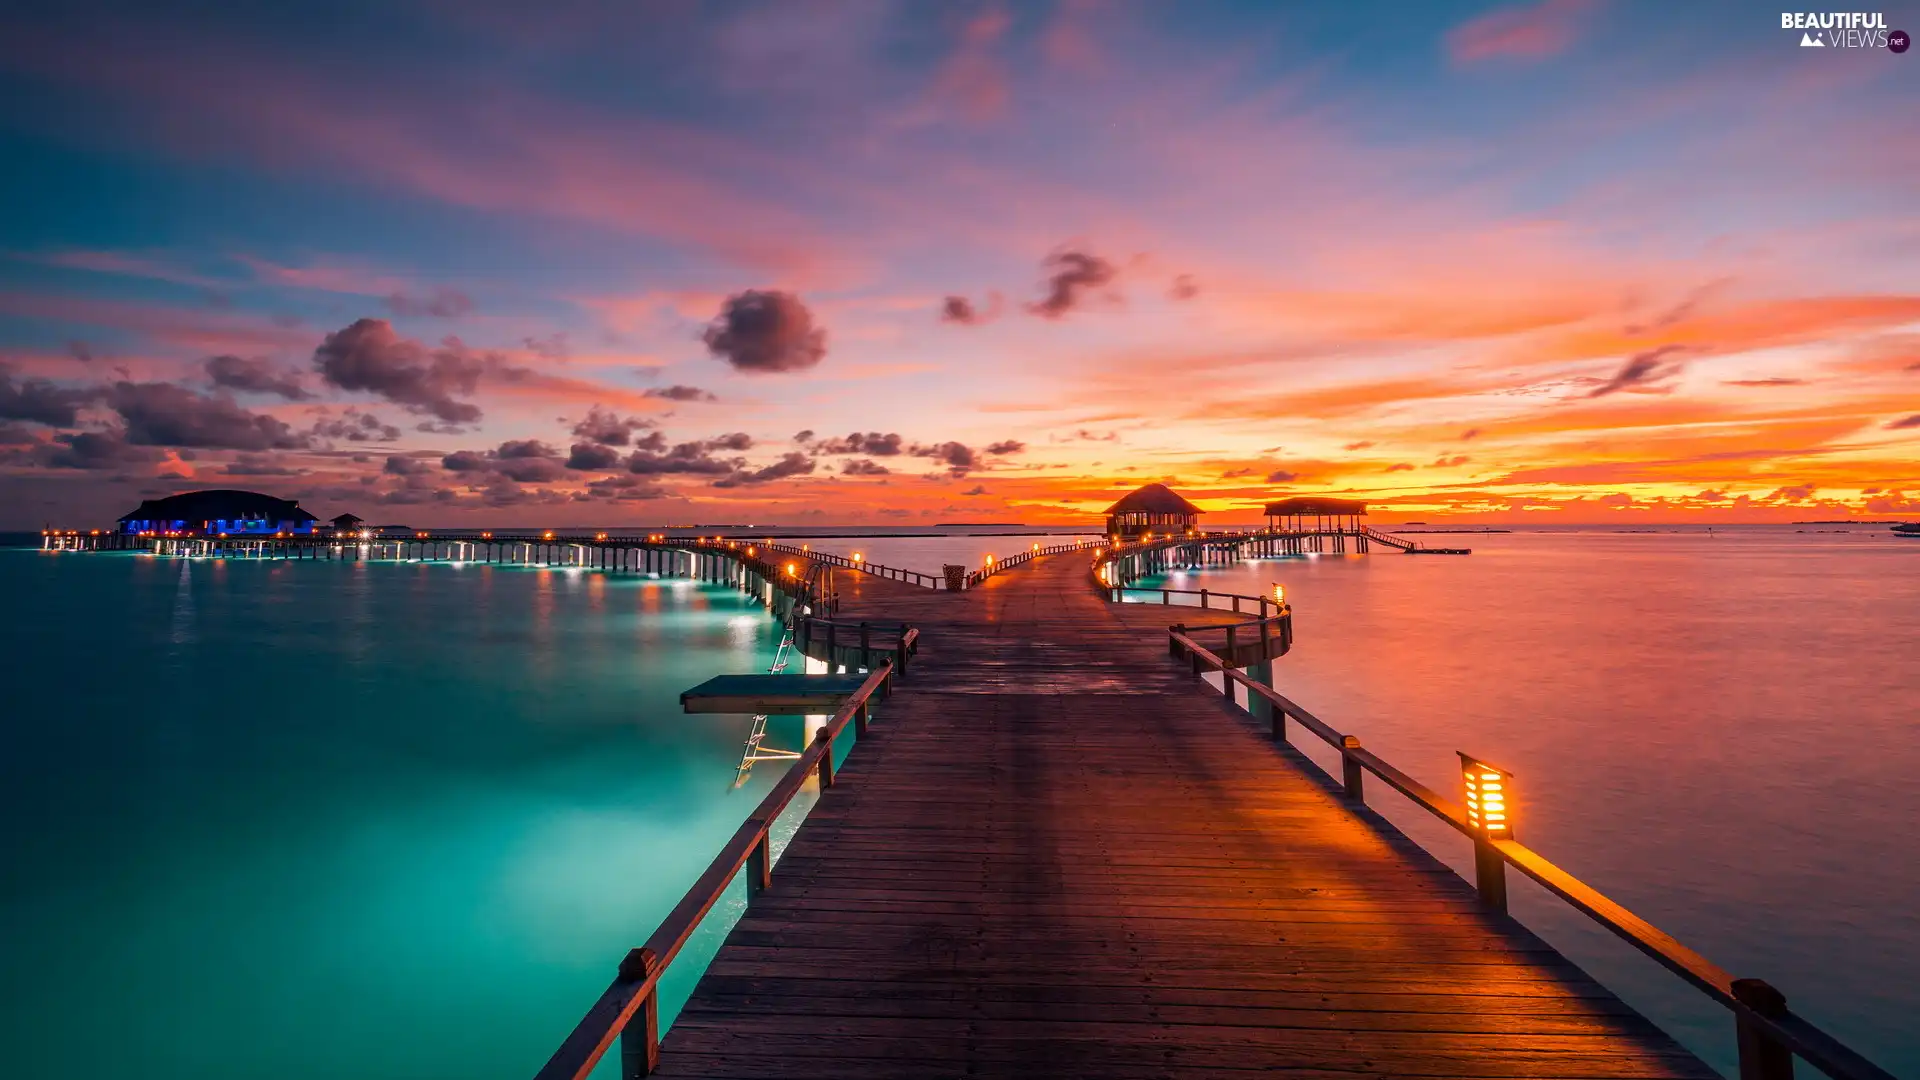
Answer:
1447, 0, 1596, 65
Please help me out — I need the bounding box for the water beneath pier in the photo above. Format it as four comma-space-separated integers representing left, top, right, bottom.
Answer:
0, 551, 804, 1080
1130, 527, 1920, 1074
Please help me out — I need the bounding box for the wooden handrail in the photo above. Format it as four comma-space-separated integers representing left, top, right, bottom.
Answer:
532, 662, 898, 1080
1165, 628, 1897, 1080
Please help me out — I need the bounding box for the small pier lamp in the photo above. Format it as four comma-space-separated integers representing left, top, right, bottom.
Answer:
1271, 583, 1285, 603
543, 531, 554, 540
1459, 754, 1514, 839
786, 562, 797, 577
852, 552, 863, 563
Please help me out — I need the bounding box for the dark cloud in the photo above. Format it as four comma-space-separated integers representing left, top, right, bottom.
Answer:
1460, 428, 1482, 440
222, 453, 303, 477
912, 440, 977, 476
1770, 484, 1817, 501
941, 296, 981, 324
960, 484, 988, 496
1169, 274, 1199, 301
586, 474, 670, 500
1888, 415, 1920, 430
37, 430, 160, 470
434, 439, 567, 483
0, 367, 95, 426
495, 455, 565, 483
313, 317, 485, 423
644, 384, 718, 402
496, 439, 557, 459
1434, 455, 1471, 467
940, 292, 1005, 326
109, 382, 307, 450
713, 451, 816, 487
67, 340, 95, 363
793, 429, 815, 443
1028, 250, 1116, 319
704, 432, 754, 451
625, 442, 741, 476
813, 431, 903, 456
309, 410, 402, 443
384, 289, 475, 318
441, 450, 491, 472
1221, 467, 1257, 479
566, 442, 623, 470
985, 439, 1025, 455
1386, 463, 1415, 472
1343, 441, 1375, 451
383, 455, 432, 476
571, 407, 652, 446
701, 290, 827, 374
842, 458, 890, 475
205, 354, 311, 399
1724, 378, 1806, 387
1266, 469, 1298, 483
0, 422, 35, 445
1587, 345, 1690, 397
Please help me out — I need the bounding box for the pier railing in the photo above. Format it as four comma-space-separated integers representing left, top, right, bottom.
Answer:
532, 660, 900, 1080
1166, 628, 1896, 1080
748, 540, 945, 589
965, 538, 1105, 588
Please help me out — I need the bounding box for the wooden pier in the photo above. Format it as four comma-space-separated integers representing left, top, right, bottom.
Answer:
38, 527, 1890, 1078
532, 548, 1894, 1080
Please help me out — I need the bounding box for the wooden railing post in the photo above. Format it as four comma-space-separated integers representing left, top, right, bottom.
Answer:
1340, 736, 1364, 802
816, 727, 835, 788
859, 622, 871, 670
855, 700, 870, 736
895, 632, 909, 678
616, 947, 660, 1079
746, 833, 771, 902
1732, 979, 1795, 1080
1472, 837, 1508, 912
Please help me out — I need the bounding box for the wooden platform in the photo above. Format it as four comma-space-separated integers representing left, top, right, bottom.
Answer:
654, 554, 1713, 1078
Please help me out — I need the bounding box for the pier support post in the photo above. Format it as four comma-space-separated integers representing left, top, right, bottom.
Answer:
855, 700, 870, 737
746, 834, 771, 903
616, 947, 661, 1078
1340, 736, 1365, 802
815, 727, 836, 788
1732, 979, 1794, 1080
1472, 838, 1508, 913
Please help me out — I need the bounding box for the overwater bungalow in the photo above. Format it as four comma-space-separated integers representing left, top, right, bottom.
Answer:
117, 489, 320, 536
1105, 483, 1203, 540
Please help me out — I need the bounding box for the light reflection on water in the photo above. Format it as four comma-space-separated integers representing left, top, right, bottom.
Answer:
0, 550, 802, 1080
1142, 528, 1920, 1075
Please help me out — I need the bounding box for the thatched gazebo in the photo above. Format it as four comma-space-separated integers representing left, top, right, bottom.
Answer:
1264, 497, 1366, 533
1105, 483, 1203, 541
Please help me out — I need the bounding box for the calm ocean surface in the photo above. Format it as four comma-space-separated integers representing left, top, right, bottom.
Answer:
3, 526, 1916, 1077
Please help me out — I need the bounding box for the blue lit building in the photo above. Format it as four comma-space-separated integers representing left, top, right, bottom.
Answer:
118, 489, 322, 536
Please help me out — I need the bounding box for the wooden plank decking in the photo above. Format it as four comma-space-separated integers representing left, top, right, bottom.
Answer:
653, 554, 1714, 1079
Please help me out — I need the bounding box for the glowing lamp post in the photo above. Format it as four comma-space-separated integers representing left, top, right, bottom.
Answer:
1459, 753, 1514, 911
852, 552, 863, 564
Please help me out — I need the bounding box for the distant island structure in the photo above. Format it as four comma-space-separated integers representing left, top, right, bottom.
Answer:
329, 513, 365, 535
1104, 483, 1203, 540
1266, 496, 1367, 534
117, 489, 324, 536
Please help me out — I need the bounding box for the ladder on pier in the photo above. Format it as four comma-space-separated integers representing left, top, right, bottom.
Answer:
731, 564, 823, 788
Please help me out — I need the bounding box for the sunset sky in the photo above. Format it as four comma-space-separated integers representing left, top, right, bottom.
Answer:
1, 0, 1915, 528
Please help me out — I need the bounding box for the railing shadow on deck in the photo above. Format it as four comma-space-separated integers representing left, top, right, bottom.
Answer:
530, 657, 905, 1080
1166, 629, 1897, 1080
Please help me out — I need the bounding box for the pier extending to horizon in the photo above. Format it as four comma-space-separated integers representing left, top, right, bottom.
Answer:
35, 527, 1892, 1079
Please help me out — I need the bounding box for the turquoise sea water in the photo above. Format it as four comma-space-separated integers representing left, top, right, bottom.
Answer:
0, 549, 811, 1080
